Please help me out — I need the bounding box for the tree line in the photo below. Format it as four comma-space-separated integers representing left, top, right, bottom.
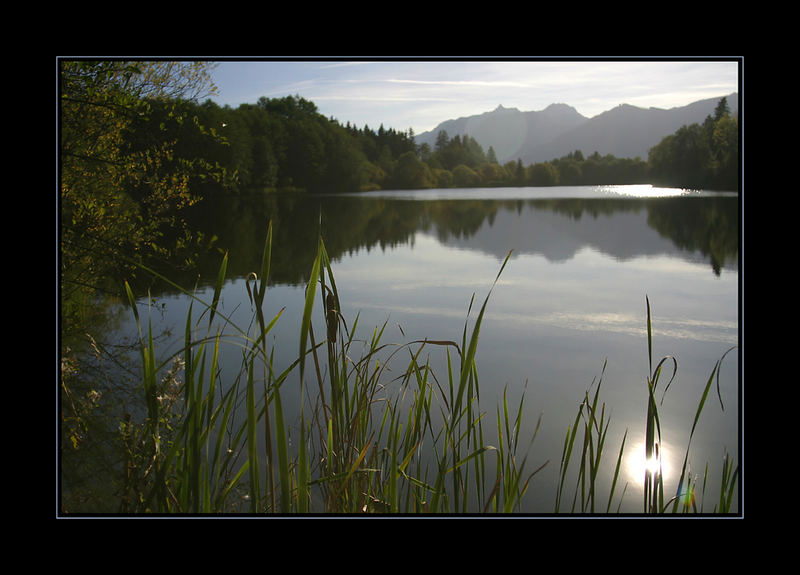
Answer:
131, 90, 739, 197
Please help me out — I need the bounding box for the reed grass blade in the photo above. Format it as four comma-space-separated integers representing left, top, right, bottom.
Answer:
299, 238, 323, 385
257, 221, 272, 308
123, 280, 140, 329
209, 251, 228, 329
455, 250, 512, 418
555, 403, 583, 512
671, 355, 724, 512
606, 429, 627, 513
646, 295, 653, 376
246, 361, 260, 512
273, 386, 291, 513
298, 417, 309, 513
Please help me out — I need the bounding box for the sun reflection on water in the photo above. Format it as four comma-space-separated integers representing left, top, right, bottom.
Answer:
598, 184, 694, 198
626, 439, 673, 486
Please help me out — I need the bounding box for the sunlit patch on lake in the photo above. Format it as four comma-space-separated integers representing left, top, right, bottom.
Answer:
598, 184, 700, 198
626, 439, 675, 486
345, 184, 736, 201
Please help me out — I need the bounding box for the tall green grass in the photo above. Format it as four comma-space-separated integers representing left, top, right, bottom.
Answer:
554, 296, 738, 514
641, 296, 738, 513
119, 222, 738, 514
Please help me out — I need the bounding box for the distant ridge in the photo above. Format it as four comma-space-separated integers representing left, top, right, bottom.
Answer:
414, 94, 739, 165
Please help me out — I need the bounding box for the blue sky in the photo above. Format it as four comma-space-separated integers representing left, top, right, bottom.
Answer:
208, 58, 740, 134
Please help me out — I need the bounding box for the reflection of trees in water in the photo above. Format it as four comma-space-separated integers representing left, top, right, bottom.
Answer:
645, 198, 739, 276
534, 198, 645, 221
174, 193, 739, 290
427, 200, 500, 243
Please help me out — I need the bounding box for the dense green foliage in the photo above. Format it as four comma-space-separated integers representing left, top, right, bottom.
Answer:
59, 60, 225, 511
60, 61, 224, 325
648, 98, 739, 190
176, 98, 657, 194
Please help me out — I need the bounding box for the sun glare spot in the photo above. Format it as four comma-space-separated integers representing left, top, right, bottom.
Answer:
599, 184, 692, 198
626, 440, 673, 485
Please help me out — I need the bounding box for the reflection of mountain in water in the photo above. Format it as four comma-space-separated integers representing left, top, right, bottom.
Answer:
162, 192, 738, 292
439, 200, 731, 269
377, 196, 736, 277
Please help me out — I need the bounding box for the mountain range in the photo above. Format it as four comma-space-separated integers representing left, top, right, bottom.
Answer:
413, 93, 739, 165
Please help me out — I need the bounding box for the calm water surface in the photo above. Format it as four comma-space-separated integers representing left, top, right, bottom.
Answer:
128, 185, 741, 513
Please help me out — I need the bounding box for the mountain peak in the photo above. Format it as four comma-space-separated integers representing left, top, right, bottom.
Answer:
543, 102, 581, 115
492, 104, 518, 113
414, 94, 736, 165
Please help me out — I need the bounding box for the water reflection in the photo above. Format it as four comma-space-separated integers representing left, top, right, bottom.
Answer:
625, 438, 675, 487
118, 186, 738, 514
175, 187, 738, 291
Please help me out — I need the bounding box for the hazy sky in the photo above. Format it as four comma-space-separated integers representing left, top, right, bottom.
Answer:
208, 58, 740, 134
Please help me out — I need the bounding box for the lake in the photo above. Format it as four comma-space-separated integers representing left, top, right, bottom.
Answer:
120, 184, 740, 514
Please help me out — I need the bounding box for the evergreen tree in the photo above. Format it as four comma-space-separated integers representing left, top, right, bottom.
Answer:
647, 97, 738, 190
714, 97, 730, 121
435, 130, 449, 153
